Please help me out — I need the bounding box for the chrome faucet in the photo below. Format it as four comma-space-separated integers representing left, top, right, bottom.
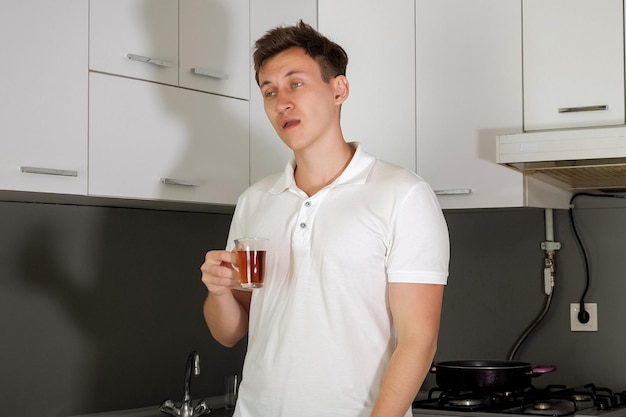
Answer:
160, 351, 211, 417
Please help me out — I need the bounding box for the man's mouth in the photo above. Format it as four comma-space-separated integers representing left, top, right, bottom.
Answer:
281, 118, 300, 129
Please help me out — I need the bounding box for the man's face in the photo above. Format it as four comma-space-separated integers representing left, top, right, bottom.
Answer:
257, 47, 347, 152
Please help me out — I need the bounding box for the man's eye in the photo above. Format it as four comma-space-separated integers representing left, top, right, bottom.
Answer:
264, 90, 276, 98
292, 82, 303, 88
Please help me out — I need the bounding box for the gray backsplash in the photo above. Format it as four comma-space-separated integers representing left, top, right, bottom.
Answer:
0, 201, 245, 417
1, 196, 625, 416
435, 199, 626, 391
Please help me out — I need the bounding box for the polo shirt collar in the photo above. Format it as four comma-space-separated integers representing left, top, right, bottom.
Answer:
268, 142, 376, 195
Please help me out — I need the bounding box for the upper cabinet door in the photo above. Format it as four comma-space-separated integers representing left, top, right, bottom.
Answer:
89, 0, 179, 86
523, 0, 625, 131
89, 73, 249, 206
179, 0, 250, 100
90, 0, 249, 100
416, 0, 537, 209
0, 0, 88, 195
318, 0, 416, 173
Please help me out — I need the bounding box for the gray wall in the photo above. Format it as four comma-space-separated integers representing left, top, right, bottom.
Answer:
1, 195, 625, 416
430, 196, 626, 391
0, 201, 246, 417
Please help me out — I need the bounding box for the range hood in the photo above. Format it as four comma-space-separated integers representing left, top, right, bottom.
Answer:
497, 125, 626, 191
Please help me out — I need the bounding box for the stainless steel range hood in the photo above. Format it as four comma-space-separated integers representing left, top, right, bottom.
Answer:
497, 125, 626, 191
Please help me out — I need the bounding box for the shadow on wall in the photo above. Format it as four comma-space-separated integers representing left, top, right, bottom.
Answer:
145, 0, 249, 207
1, 3, 251, 416
1, 202, 243, 417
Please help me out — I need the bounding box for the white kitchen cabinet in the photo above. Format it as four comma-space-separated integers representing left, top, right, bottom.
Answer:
89, 0, 178, 86
0, 0, 88, 195
416, 0, 570, 209
523, 0, 625, 131
89, 0, 250, 100
89, 73, 249, 206
317, 0, 416, 173
317, 0, 569, 209
179, 0, 250, 100
249, 0, 318, 182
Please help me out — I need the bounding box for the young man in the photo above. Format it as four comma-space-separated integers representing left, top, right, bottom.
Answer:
201, 21, 449, 417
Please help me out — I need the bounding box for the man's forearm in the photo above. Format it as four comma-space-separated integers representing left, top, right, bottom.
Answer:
369, 337, 436, 417
203, 291, 249, 347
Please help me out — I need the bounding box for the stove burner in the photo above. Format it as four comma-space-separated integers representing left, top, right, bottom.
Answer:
449, 398, 487, 407
533, 401, 553, 410
413, 383, 626, 416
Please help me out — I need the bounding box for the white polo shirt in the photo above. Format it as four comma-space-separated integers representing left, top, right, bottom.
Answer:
227, 143, 449, 417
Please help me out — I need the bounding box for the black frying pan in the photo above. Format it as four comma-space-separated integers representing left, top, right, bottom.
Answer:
431, 360, 557, 391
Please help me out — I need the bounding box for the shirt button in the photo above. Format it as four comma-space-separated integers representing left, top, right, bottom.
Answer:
299, 222, 307, 229
304, 201, 311, 207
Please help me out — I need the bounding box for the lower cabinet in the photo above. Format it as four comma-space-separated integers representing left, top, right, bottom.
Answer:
88, 73, 249, 206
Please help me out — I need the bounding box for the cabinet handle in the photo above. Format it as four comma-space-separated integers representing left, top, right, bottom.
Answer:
191, 67, 229, 80
558, 105, 608, 113
434, 189, 472, 196
160, 178, 202, 187
20, 166, 78, 177
126, 53, 173, 68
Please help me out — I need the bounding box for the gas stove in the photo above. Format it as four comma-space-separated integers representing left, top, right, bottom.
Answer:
412, 384, 626, 417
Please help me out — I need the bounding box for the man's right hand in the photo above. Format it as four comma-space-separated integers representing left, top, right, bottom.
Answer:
201, 249, 251, 347
200, 250, 240, 296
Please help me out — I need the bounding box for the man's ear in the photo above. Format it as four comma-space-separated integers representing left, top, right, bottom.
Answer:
333, 75, 349, 104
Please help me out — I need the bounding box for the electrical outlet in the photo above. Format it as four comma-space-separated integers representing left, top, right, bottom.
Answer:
570, 303, 598, 331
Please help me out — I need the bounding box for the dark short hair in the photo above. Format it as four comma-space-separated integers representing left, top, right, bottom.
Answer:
253, 20, 348, 85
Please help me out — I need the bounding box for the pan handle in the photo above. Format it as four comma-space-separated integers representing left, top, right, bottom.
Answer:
530, 365, 557, 376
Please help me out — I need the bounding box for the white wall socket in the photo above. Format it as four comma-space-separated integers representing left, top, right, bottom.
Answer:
570, 303, 598, 331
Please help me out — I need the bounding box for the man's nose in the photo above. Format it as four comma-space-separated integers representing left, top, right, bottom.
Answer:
275, 91, 293, 112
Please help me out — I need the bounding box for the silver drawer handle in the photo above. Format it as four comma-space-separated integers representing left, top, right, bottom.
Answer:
558, 105, 608, 113
434, 188, 472, 195
191, 67, 229, 80
160, 178, 202, 187
20, 166, 78, 177
126, 53, 173, 68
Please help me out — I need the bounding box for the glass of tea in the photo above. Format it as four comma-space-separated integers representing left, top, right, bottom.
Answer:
234, 237, 269, 289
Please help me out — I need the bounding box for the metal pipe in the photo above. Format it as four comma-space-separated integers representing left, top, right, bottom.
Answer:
545, 208, 554, 242
507, 209, 559, 361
